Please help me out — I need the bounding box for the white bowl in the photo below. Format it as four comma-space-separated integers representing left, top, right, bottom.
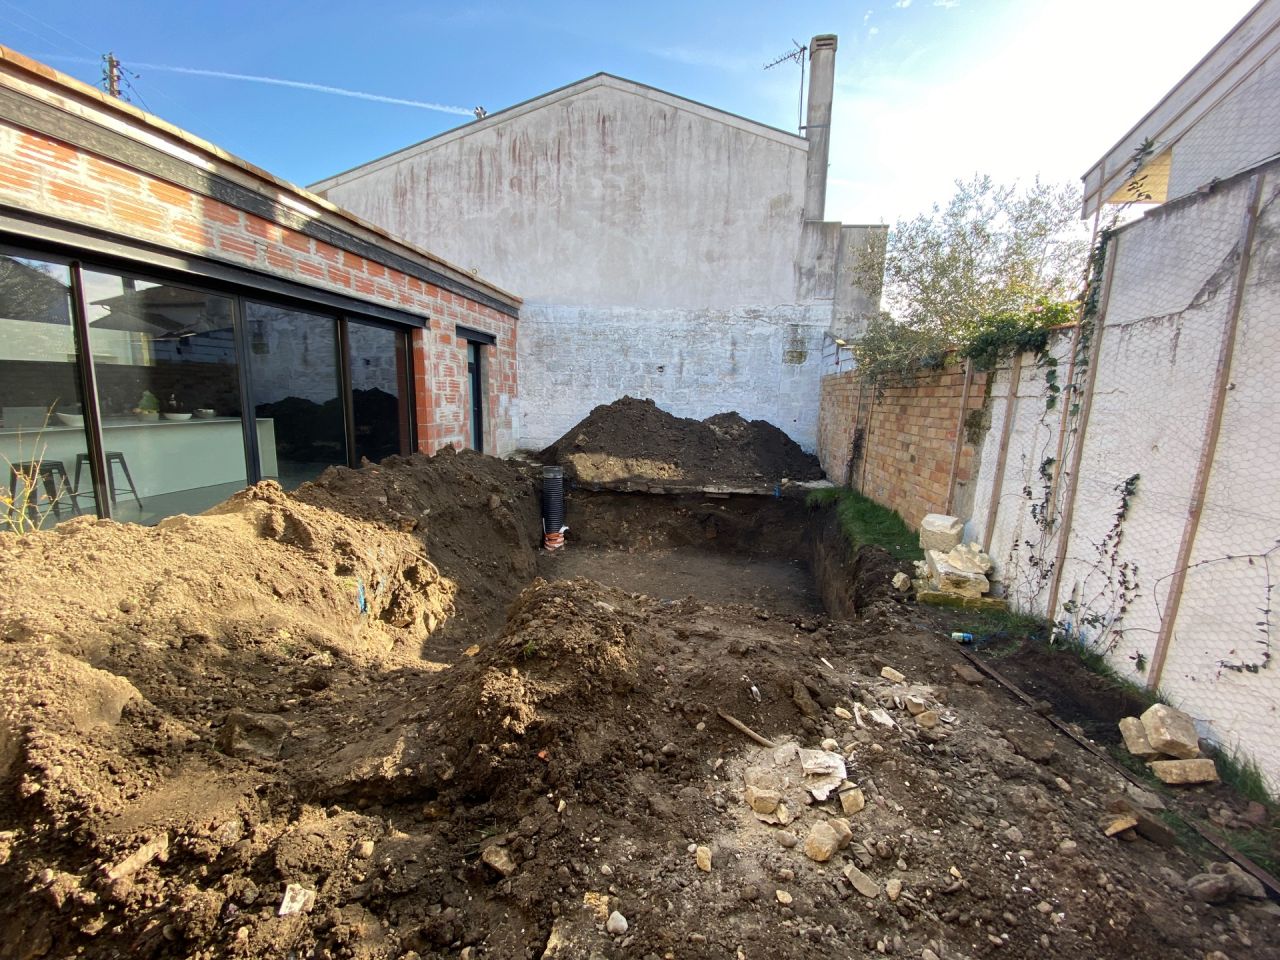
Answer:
163, 412, 193, 421
56, 412, 84, 427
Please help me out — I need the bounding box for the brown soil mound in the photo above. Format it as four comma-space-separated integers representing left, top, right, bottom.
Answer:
0, 451, 1276, 960
292, 446, 541, 643
538, 396, 823, 486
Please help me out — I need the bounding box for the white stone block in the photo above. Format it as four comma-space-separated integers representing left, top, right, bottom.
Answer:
920, 514, 965, 552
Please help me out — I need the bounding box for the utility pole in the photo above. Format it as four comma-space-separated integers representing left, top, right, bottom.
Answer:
102, 53, 121, 98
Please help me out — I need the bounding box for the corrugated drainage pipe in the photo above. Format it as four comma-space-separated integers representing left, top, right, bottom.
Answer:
541, 465, 568, 550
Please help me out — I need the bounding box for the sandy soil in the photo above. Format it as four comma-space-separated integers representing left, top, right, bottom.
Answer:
0, 451, 1275, 960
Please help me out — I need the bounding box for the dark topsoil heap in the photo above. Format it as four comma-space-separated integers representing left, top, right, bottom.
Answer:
0, 447, 1276, 960
537, 397, 824, 486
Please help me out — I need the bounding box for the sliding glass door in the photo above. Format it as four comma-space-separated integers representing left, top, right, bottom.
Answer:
79, 269, 249, 523
346, 320, 411, 464
0, 254, 96, 528
244, 301, 347, 490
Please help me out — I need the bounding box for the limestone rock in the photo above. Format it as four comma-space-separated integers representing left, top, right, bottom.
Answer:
904, 695, 927, 716
880, 666, 906, 683
945, 542, 994, 574
1104, 815, 1139, 837
1149, 758, 1218, 785
892, 571, 912, 592
920, 514, 964, 552
481, 844, 517, 877
915, 711, 939, 729
843, 864, 881, 898
803, 822, 841, 863
605, 911, 628, 935
839, 786, 866, 815
829, 817, 853, 849
1118, 717, 1159, 759
885, 878, 902, 901
216, 711, 291, 760
775, 890, 793, 905
745, 785, 781, 815
926, 550, 990, 599
1140, 704, 1201, 760
951, 662, 984, 685
695, 846, 712, 872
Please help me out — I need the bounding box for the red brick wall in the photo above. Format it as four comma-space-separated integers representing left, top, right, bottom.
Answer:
817, 364, 989, 530
0, 119, 518, 456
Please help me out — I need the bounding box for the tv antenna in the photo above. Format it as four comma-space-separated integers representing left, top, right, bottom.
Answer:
764, 40, 807, 134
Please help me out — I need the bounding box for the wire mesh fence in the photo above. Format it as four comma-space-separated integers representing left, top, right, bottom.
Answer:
968, 163, 1280, 789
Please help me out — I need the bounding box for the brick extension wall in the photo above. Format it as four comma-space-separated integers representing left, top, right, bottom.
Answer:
817, 364, 989, 530
0, 102, 517, 455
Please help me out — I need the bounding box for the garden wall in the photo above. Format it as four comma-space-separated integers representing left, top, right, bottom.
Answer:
817, 159, 1280, 792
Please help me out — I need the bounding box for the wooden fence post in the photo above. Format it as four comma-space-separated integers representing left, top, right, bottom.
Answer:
945, 360, 975, 515
1147, 174, 1263, 690
1045, 234, 1119, 621
982, 352, 1023, 551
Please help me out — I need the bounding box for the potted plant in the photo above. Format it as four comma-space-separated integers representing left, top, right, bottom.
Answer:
133, 390, 160, 421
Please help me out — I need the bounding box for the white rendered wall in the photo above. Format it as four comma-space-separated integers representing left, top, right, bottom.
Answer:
313, 77, 865, 451
517, 302, 829, 453
966, 168, 1280, 791
314, 77, 810, 310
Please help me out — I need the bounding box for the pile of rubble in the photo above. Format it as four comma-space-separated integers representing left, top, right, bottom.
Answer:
909, 513, 1000, 605
1118, 703, 1219, 785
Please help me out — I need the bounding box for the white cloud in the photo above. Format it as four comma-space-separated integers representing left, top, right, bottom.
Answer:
868, 26, 880, 35
894, 0, 913, 7
933, 1, 960, 8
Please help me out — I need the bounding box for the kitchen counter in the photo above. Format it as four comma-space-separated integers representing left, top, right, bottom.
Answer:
0, 416, 277, 499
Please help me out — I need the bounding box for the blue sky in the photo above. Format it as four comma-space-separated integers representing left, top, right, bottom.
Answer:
0, 0, 1260, 224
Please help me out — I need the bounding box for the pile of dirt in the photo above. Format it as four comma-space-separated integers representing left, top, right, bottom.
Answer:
538, 397, 823, 487
0, 448, 1276, 960
293, 446, 541, 643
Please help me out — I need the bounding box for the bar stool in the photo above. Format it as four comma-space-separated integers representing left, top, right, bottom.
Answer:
74, 451, 143, 509
7, 460, 80, 521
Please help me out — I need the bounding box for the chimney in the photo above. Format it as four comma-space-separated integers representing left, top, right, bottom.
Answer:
803, 34, 837, 221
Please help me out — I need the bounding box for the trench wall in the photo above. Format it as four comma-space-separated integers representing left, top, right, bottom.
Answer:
816, 162, 1280, 791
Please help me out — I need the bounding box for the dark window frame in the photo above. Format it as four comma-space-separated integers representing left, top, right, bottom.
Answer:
0, 238, 424, 521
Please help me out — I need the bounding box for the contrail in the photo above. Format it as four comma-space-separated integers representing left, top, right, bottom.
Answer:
130, 62, 474, 115
30, 54, 473, 116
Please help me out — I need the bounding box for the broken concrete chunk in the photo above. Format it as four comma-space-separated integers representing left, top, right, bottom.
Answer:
891, 571, 912, 592
880, 666, 906, 683
920, 514, 965, 553
904, 695, 927, 716
843, 864, 882, 898
1140, 704, 1201, 760
915, 711, 939, 729
1118, 716, 1159, 759
1148, 758, 1218, 785
216, 711, 291, 760
1209, 861, 1267, 900
803, 822, 841, 862
951, 663, 984, 685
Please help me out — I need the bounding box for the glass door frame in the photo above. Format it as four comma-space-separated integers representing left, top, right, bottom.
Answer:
1, 239, 422, 522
